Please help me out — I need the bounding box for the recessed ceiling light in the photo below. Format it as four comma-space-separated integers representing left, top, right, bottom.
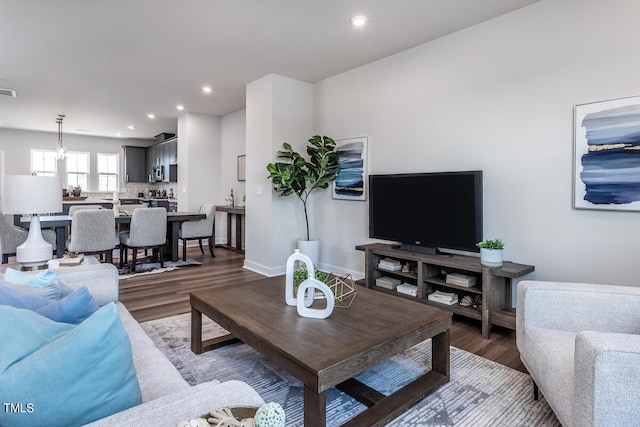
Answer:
127, 125, 135, 130
202, 86, 213, 94
176, 105, 184, 111
350, 15, 368, 26
147, 113, 155, 119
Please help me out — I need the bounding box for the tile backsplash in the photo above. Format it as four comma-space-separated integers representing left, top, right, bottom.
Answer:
84, 182, 176, 200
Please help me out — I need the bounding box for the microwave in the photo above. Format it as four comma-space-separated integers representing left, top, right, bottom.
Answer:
153, 165, 164, 181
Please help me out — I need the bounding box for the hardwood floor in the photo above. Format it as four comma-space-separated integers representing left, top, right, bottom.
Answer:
119, 246, 526, 373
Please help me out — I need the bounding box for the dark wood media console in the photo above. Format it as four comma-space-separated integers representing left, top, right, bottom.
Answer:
356, 243, 534, 338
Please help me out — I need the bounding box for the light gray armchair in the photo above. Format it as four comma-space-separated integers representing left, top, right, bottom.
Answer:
178, 203, 215, 261
66, 209, 116, 263
119, 207, 166, 271
0, 214, 57, 263
516, 280, 640, 427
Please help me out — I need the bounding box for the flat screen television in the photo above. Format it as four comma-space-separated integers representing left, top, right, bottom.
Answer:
368, 171, 483, 254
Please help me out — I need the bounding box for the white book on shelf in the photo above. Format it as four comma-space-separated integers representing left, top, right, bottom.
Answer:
428, 295, 459, 305
396, 283, 418, 296
445, 273, 477, 287
378, 258, 402, 271
376, 276, 401, 289
431, 290, 458, 300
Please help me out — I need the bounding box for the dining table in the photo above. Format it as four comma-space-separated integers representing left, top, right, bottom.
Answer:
17, 211, 206, 262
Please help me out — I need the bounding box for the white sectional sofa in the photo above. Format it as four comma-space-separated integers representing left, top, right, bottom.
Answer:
51, 263, 265, 426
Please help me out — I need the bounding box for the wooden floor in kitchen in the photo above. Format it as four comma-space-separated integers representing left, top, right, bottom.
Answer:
119, 246, 526, 373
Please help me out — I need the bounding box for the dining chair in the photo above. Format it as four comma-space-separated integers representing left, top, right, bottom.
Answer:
119, 207, 167, 271
67, 205, 104, 216
67, 205, 104, 238
178, 203, 216, 261
65, 209, 116, 263
0, 214, 57, 264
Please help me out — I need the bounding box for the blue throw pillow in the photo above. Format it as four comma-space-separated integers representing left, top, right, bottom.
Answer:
35, 286, 99, 324
0, 304, 143, 427
0, 283, 52, 310
4, 268, 59, 287
0, 284, 99, 325
2, 279, 65, 300
2, 268, 73, 300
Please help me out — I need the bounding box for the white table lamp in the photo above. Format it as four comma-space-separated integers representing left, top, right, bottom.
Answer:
2, 175, 62, 269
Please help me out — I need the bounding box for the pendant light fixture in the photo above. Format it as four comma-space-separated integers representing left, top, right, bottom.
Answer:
55, 114, 67, 160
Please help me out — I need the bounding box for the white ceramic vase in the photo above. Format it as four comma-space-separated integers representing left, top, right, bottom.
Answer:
297, 239, 320, 266
284, 249, 315, 307
480, 248, 503, 268
284, 249, 334, 319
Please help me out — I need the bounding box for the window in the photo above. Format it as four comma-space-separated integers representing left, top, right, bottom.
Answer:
66, 152, 89, 190
97, 153, 119, 191
31, 150, 57, 176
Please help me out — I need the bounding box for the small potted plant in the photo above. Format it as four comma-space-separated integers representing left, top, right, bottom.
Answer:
476, 238, 504, 267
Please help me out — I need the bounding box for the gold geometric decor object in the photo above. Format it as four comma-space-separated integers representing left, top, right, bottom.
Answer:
325, 272, 357, 308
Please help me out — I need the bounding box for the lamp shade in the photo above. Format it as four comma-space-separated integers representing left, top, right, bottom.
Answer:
3, 175, 62, 215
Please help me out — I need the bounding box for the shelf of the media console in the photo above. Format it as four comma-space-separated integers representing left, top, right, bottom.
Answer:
424, 299, 482, 320
375, 267, 417, 280
425, 276, 482, 295
371, 285, 482, 320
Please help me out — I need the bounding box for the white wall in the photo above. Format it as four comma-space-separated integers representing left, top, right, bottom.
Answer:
313, 0, 640, 286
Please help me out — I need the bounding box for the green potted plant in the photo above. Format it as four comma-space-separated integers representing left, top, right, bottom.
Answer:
266, 135, 340, 264
476, 238, 504, 267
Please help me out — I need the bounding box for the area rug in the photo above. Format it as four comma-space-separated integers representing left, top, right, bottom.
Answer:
118, 259, 201, 278
141, 313, 560, 426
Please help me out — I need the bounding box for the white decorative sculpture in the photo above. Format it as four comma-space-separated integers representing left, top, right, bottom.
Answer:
285, 250, 314, 307
297, 277, 335, 319
285, 249, 335, 319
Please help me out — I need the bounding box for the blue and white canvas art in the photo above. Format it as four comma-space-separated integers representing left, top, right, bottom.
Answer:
333, 136, 367, 200
574, 96, 640, 211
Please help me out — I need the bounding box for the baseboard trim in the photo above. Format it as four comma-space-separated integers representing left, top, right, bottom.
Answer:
243, 260, 284, 277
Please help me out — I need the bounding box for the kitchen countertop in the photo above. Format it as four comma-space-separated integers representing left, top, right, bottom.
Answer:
138, 198, 177, 202
118, 197, 177, 202
63, 198, 114, 204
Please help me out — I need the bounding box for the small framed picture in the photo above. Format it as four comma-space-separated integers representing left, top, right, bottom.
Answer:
237, 155, 246, 182
333, 137, 368, 201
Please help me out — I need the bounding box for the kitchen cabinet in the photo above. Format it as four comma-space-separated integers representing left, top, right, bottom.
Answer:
146, 137, 177, 183
167, 138, 177, 164
123, 146, 147, 183
146, 145, 157, 182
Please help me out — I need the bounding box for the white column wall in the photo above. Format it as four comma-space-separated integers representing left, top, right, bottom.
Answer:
177, 113, 221, 212
244, 74, 313, 275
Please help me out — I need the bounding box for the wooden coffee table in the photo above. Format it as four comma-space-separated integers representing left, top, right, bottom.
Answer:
190, 277, 452, 427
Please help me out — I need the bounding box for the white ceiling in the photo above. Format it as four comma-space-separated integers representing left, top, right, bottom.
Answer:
0, 0, 540, 140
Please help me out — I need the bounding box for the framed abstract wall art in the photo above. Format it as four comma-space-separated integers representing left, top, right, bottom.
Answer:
237, 155, 246, 182
332, 136, 368, 201
574, 95, 640, 211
